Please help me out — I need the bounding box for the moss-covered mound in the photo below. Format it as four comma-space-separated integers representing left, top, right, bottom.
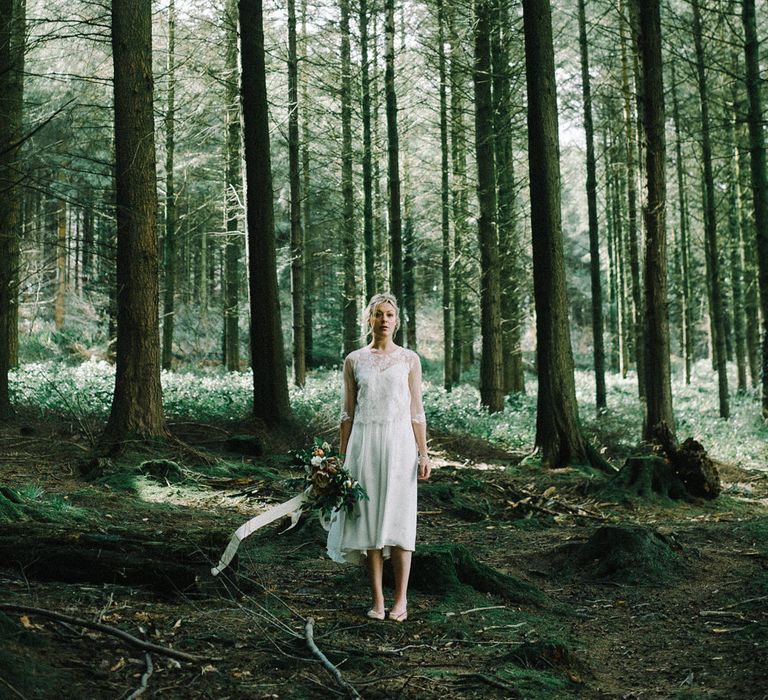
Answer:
561, 524, 685, 584
403, 544, 546, 605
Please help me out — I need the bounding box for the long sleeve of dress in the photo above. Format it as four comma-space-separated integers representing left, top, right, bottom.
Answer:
340, 354, 357, 424
408, 352, 426, 425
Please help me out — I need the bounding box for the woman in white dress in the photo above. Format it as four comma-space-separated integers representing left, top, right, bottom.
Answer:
326, 293, 431, 622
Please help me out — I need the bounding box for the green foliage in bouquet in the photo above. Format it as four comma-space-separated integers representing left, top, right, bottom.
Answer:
296, 438, 368, 518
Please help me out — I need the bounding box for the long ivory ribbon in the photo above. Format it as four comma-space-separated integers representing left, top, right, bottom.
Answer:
211, 492, 309, 576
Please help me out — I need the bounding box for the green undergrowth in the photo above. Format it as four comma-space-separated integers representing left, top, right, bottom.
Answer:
0, 485, 90, 525
8, 359, 768, 470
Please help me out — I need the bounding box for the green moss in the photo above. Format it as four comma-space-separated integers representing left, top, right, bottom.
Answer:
495, 664, 580, 698
561, 524, 685, 584
407, 544, 546, 605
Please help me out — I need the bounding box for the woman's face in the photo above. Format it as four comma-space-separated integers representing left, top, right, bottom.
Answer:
370, 302, 397, 338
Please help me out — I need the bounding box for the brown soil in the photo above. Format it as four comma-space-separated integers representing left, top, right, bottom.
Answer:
1, 416, 766, 699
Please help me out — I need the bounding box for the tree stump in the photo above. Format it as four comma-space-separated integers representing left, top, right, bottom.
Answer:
387, 544, 545, 605
562, 524, 685, 584
609, 423, 721, 500
610, 456, 687, 500
652, 422, 721, 499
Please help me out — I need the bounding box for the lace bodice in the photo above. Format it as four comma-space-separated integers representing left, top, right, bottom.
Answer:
340, 346, 426, 426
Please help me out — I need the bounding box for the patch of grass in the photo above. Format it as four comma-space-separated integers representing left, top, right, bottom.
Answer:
734, 517, 768, 553
495, 665, 579, 698
0, 486, 90, 525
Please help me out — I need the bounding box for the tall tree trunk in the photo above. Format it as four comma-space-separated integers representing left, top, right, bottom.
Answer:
620, 0, 644, 398
371, 7, 386, 291
692, 0, 729, 419
437, 0, 452, 391
726, 50, 748, 393
523, 0, 589, 464
474, 0, 504, 413
340, 0, 358, 356
288, 0, 305, 385
578, 0, 606, 411
0, 0, 14, 418
223, 0, 241, 372
104, 0, 166, 442
671, 64, 693, 385
359, 0, 376, 302
742, 0, 768, 418
161, 0, 177, 370
492, 0, 524, 395
448, 2, 469, 384
385, 0, 403, 338
6, 0, 23, 370
54, 201, 66, 329
638, 0, 675, 438
403, 194, 417, 349
604, 129, 620, 373
300, 0, 313, 366
239, 0, 291, 423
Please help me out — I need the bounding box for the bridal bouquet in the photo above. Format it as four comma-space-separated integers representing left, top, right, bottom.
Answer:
211, 438, 368, 577
296, 438, 368, 518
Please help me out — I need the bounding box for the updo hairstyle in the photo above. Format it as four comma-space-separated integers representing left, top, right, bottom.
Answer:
362, 293, 400, 334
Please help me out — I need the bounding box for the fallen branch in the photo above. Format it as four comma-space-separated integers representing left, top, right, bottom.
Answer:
0, 674, 27, 700
126, 653, 154, 699
0, 604, 210, 664
303, 617, 361, 699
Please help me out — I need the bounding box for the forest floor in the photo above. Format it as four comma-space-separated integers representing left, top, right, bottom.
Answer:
1, 412, 767, 700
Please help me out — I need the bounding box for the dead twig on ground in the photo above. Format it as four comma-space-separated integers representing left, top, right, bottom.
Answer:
0, 604, 211, 663
126, 653, 154, 699
304, 617, 361, 699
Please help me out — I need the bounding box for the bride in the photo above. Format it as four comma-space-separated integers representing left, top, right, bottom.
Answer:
326, 293, 431, 622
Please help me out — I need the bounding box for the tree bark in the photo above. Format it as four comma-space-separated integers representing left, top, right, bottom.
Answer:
0, 0, 14, 418
385, 0, 403, 338
671, 64, 693, 385
448, 2, 470, 384
437, 0, 452, 391
359, 0, 376, 303
223, 0, 242, 372
578, 0, 606, 411
692, 0, 729, 419
239, 0, 291, 424
523, 0, 589, 465
104, 0, 166, 442
288, 0, 305, 386
741, 0, 768, 419
474, 0, 504, 413
161, 0, 177, 371
300, 0, 313, 367
340, 0, 358, 357
492, 0, 524, 396
619, 0, 644, 398
637, 0, 675, 438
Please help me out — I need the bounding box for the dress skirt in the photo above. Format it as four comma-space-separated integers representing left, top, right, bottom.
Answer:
326, 415, 418, 564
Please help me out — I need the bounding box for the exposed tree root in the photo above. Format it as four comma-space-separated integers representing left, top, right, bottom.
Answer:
0, 604, 212, 663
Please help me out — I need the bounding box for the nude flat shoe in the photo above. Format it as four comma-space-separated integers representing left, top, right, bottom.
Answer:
366, 608, 386, 620
388, 609, 408, 622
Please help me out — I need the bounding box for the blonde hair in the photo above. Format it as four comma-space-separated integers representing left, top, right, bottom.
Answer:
363, 293, 400, 334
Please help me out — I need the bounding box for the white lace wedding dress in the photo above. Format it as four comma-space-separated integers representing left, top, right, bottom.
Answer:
326, 346, 426, 564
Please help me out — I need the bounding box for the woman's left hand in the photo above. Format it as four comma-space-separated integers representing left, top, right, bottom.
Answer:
418, 454, 431, 481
